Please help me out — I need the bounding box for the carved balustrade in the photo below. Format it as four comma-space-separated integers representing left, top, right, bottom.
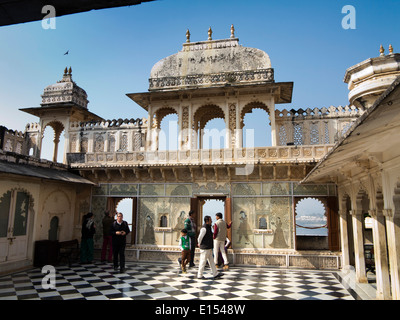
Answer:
275, 105, 364, 146
68, 144, 333, 167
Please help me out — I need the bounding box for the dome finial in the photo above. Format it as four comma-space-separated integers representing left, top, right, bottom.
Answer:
208, 26, 212, 41
230, 24, 235, 38
186, 29, 190, 43
389, 44, 394, 54
380, 44, 385, 56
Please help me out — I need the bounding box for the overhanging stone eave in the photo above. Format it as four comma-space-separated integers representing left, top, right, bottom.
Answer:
126, 81, 294, 110
19, 105, 104, 122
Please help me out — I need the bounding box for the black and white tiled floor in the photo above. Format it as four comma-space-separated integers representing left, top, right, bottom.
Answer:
0, 262, 362, 300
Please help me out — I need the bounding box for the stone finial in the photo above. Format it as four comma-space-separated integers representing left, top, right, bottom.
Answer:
68, 67, 72, 75
208, 27, 212, 41
230, 24, 235, 38
186, 29, 190, 43
389, 44, 394, 54
64, 67, 68, 75
380, 44, 385, 56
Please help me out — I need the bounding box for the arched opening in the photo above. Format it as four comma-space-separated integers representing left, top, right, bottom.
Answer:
241, 102, 272, 147
202, 118, 226, 149
116, 198, 134, 243
295, 197, 328, 250
194, 104, 225, 149
48, 216, 59, 241
201, 198, 225, 223
159, 214, 168, 227
41, 121, 65, 163
259, 217, 268, 229
159, 112, 179, 151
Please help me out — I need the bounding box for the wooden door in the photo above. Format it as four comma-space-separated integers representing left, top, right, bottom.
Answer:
0, 191, 30, 262
327, 196, 340, 251
224, 197, 232, 246
130, 197, 137, 245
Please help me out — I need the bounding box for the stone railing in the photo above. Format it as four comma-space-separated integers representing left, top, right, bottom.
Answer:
275, 105, 364, 120
69, 118, 146, 129
68, 144, 333, 168
68, 119, 147, 156
274, 106, 363, 146
149, 68, 274, 91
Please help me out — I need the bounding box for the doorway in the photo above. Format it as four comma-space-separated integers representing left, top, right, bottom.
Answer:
201, 199, 225, 224
107, 197, 137, 245
190, 196, 232, 245
0, 190, 32, 262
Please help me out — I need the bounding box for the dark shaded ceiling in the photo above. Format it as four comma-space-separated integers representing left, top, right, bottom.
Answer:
0, 0, 155, 26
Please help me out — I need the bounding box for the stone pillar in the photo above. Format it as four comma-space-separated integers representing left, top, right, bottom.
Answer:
237, 102, 243, 149
384, 208, 400, 299
350, 208, 368, 283
87, 132, 94, 153
338, 209, 350, 267
146, 105, 154, 151
369, 207, 391, 299
52, 134, 60, 162
180, 106, 190, 150
105, 133, 110, 152
228, 103, 237, 149
269, 98, 277, 147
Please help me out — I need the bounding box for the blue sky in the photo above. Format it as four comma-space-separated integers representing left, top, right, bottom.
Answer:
1, 0, 399, 159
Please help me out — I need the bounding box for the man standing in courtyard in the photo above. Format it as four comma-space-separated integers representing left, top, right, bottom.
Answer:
197, 215, 223, 280
184, 210, 197, 267
110, 212, 130, 273
213, 212, 231, 270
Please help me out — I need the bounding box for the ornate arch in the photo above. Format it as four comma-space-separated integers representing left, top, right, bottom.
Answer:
0, 188, 36, 240
294, 197, 328, 234
153, 107, 179, 129
43, 120, 64, 133
240, 101, 270, 128
0, 188, 35, 211
193, 104, 225, 131
295, 197, 327, 215
41, 120, 66, 162
42, 189, 71, 213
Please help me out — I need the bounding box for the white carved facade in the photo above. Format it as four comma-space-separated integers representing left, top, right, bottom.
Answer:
2, 28, 400, 299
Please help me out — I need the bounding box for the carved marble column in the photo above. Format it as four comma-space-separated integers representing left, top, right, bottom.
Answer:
228, 103, 237, 149
146, 105, 154, 151
338, 209, 350, 267
180, 106, 190, 150
350, 208, 368, 283
51, 121, 64, 162
369, 207, 391, 299
384, 207, 400, 300
52, 133, 60, 162
269, 98, 277, 147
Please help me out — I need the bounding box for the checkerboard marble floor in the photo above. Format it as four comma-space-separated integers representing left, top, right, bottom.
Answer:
0, 262, 361, 300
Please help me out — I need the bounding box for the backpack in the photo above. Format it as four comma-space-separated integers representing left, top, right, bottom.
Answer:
184, 218, 195, 237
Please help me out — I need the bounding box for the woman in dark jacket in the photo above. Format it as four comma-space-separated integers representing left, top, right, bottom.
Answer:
80, 212, 96, 263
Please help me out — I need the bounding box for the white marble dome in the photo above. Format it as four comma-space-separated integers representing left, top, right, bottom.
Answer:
149, 28, 274, 91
